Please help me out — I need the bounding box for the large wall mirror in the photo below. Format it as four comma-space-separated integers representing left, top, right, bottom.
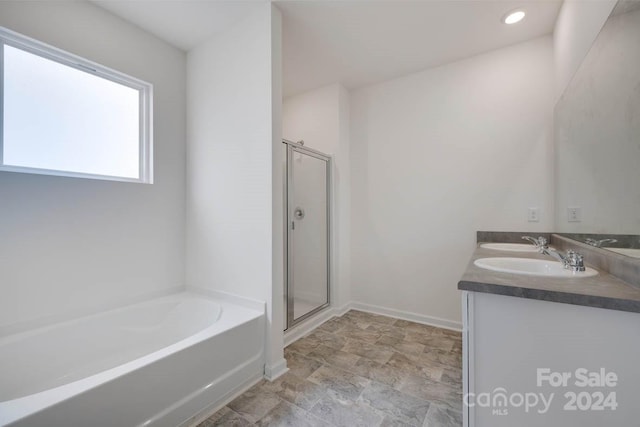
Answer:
554, 0, 640, 258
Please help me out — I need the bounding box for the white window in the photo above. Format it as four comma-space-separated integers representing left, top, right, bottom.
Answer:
0, 27, 153, 183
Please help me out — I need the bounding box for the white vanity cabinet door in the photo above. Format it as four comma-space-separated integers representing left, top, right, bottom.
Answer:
463, 291, 640, 427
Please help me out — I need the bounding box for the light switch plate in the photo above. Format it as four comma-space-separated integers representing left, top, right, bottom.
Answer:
568, 207, 582, 222
528, 207, 540, 222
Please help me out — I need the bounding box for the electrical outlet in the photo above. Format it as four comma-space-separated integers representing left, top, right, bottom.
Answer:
528, 207, 540, 222
568, 207, 582, 222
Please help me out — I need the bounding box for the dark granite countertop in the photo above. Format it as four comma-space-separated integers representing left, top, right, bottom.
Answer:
458, 245, 640, 313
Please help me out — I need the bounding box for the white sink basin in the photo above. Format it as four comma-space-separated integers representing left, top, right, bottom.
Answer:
480, 243, 539, 252
474, 257, 598, 278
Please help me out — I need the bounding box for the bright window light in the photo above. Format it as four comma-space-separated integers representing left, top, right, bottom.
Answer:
0, 27, 153, 183
503, 10, 526, 25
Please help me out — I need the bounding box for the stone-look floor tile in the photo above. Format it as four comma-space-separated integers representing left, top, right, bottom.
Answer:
316, 316, 352, 334
404, 330, 439, 346
385, 351, 420, 371
415, 336, 456, 352
205, 310, 462, 427
307, 344, 361, 370
287, 335, 322, 355
344, 311, 399, 330
341, 340, 395, 365
439, 329, 462, 339
261, 372, 327, 410
337, 326, 381, 344
309, 395, 383, 427
365, 323, 407, 340
404, 331, 457, 349
227, 385, 282, 423
377, 335, 426, 357
420, 365, 445, 382
348, 357, 407, 388
256, 400, 332, 427
307, 329, 348, 351
392, 349, 424, 366
419, 349, 462, 369
398, 376, 462, 411
386, 352, 442, 381
198, 407, 249, 426
361, 381, 431, 427
340, 312, 373, 329
198, 407, 252, 427
423, 403, 463, 427
307, 365, 370, 401
285, 350, 324, 379
380, 415, 416, 427
440, 367, 462, 388
450, 340, 462, 355
341, 310, 371, 321
355, 311, 397, 325
393, 319, 440, 336
284, 346, 301, 362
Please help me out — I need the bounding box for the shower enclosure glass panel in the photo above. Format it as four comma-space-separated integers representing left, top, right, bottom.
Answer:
286, 144, 330, 328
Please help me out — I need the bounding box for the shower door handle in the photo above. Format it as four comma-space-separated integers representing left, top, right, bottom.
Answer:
294, 207, 305, 220
292, 207, 305, 230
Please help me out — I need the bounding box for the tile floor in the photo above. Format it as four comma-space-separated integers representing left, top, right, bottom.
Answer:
197, 310, 462, 427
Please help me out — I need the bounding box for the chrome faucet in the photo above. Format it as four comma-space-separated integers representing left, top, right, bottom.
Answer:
585, 238, 618, 248
522, 235, 547, 249
522, 236, 586, 272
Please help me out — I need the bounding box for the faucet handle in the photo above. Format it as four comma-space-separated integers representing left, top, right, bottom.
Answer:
566, 250, 586, 272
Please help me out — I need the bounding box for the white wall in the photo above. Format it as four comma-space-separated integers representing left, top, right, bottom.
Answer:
186, 3, 285, 375
350, 37, 554, 326
553, 0, 617, 100
269, 5, 286, 378
0, 1, 186, 332
283, 84, 351, 310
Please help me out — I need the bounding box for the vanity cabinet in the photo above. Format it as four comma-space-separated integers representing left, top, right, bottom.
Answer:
462, 291, 640, 427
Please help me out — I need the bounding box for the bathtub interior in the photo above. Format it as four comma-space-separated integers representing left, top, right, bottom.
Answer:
0, 294, 223, 402
0, 292, 265, 427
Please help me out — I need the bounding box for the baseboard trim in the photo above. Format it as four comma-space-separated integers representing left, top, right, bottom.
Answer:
283, 307, 336, 347
282, 301, 460, 343
350, 301, 462, 332
264, 358, 288, 381
334, 303, 352, 317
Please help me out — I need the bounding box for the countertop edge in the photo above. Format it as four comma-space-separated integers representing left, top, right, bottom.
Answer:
458, 279, 640, 314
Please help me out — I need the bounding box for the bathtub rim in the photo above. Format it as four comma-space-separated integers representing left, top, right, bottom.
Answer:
0, 291, 264, 426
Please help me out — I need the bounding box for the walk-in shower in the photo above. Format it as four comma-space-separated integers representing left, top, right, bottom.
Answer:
283, 139, 331, 330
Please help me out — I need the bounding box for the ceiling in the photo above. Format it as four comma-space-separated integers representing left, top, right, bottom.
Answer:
91, 0, 563, 97
279, 0, 562, 96
91, 0, 262, 51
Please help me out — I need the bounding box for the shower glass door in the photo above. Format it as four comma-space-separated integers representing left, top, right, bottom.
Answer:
286, 143, 330, 328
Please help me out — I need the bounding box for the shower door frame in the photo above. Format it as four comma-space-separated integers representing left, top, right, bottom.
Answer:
283, 140, 332, 330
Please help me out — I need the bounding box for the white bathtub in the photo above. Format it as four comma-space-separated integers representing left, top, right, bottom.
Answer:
0, 292, 265, 427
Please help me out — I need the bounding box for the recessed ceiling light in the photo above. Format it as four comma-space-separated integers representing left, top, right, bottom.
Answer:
503, 10, 526, 24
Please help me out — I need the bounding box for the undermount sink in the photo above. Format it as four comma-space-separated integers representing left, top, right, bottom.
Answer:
480, 243, 539, 252
474, 257, 598, 278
